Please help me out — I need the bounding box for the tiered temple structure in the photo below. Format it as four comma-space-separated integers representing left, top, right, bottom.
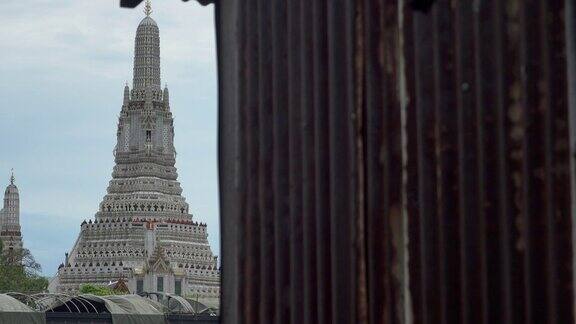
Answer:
49, 3, 220, 306
0, 171, 22, 252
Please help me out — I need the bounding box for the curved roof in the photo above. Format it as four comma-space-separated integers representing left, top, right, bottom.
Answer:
0, 294, 44, 324
141, 292, 218, 315
0, 294, 35, 312
103, 295, 166, 315
5, 184, 18, 195
138, 16, 157, 28
41, 294, 166, 324
41, 294, 168, 315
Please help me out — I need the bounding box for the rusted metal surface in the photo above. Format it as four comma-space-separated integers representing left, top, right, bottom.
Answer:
401, 1, 574, 323
214, 0, 575, 322
121, 0, 576, 323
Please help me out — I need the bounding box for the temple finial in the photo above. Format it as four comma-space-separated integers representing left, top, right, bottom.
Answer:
10, 169, 14, 185
144, 0, 152, 17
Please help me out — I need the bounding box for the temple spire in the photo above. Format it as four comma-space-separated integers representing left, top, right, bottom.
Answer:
123, 82, 130, 105
163, 84, 170, 108
133, 0, 161, 91
144, 0, 152, 17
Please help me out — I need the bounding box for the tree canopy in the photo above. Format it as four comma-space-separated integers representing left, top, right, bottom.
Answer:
79, 284, 117, 296
0, 240, 48, 293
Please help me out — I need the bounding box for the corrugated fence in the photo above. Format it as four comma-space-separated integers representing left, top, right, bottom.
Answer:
121, 0, 576, 323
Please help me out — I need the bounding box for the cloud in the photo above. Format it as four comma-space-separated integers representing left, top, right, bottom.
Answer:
0, 0, 220, 275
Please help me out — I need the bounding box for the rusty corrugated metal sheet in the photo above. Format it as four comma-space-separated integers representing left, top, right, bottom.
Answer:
121, 0, 576, 323
402, 1, 574, 323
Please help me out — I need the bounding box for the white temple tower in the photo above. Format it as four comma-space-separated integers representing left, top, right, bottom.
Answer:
50, 2, 220, 306
0, 170, 23, 252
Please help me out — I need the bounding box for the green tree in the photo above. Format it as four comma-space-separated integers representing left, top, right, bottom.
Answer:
0, 240, 48, 293
79, 284, 116, 296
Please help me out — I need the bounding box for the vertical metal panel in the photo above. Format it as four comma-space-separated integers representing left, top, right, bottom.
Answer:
243, 0, 261, 321
431, 2, 462, 323
236, 0, 249, 321
474, 1, 505, 322
213, 0, 240, 322
326, 1, 358, 323
540, 2, 573, 322
566, 0, 576, 320
454, 2, 482, 323
256, 0, 276, 322
363, 1, 404, 323
300, 1, 318, 323
408, 6, 443, 324
270, 2, 291, 323
311, 1, 333, 323
287, 1, 304, 323
497, 1, 525, 322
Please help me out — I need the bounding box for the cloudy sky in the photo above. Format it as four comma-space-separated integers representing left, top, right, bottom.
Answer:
0, 0, 218, 276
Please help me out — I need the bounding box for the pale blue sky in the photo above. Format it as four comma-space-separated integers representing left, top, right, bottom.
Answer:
0, 0, 218, 276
